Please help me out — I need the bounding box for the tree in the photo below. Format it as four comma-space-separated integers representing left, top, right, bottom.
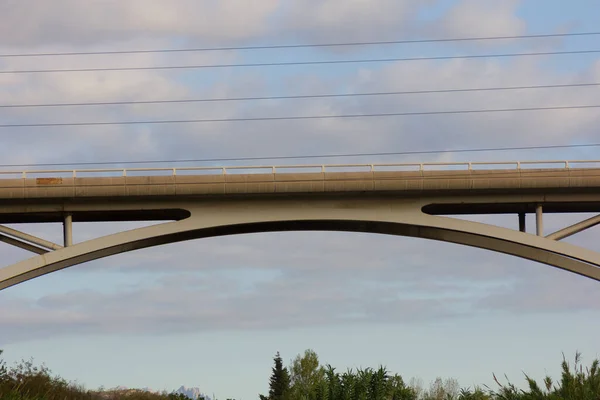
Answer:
422, 377, 460, 400
261, 352, 291, 400
457, 388, 492, 400
489, 352, 600, 400
388, 374, 418, 400
323, 365, 341, 400
168, 394, 193, 400
0, 350, 7, 383
289, 349, 325, 400
410, 377, 426, 399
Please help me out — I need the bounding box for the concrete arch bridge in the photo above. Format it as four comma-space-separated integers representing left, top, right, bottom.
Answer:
1, 160, 600, 291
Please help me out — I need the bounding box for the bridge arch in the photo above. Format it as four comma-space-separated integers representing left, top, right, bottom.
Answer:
2, 197, 600, 291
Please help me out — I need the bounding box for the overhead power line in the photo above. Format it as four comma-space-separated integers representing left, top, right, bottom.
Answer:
2, 143, 600, 169
2, 82, 599, 109
1, 49, 599, 74
1, 31, 599, 58
0, 104, 598, 128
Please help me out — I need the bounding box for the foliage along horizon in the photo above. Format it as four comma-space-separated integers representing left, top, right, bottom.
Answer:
1, 348, 599, 400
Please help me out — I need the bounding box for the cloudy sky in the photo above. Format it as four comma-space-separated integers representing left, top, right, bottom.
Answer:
1, 0, 600, 398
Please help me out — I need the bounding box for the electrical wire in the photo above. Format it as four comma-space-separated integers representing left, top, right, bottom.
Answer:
1, 104, 598, 128
2, 49, 599, 74
1, 82, 598, 109
1, 31, 599, 58
2, 143, 600, 169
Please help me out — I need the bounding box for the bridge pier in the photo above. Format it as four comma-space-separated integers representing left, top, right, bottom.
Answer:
536, 205, 544, 236
63, 213, 73, 247
519, 212, 526, 233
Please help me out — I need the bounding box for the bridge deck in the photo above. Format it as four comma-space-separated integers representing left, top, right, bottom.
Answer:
0, 167, 599, 200
0, 166, 599, 223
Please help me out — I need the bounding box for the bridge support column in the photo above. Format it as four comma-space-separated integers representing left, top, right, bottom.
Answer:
519, 212, 526, 233
536, 205, 543, 236
63, 213, 73, 247
0, 225, 62, 251
547, 214, 600, 241
0, 234, 47, 254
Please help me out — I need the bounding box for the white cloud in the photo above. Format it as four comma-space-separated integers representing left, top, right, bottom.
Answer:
279, 0, 435, 42
439, 0, 526, 38
0, 0, 529, 52
0, 0, 279, 47
477, 270, 600, 313
0, 262, 470, 343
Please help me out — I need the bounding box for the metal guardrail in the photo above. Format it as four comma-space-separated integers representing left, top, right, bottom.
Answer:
0, 160, 599, 179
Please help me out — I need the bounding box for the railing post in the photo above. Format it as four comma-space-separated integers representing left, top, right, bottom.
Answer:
122, 169, 127, 177
72, 170, 77, 178
272, 166, 276, 174
321, 165, 325, 173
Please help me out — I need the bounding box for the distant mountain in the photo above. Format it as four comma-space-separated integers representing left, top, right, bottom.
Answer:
175, 386, 211, 400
